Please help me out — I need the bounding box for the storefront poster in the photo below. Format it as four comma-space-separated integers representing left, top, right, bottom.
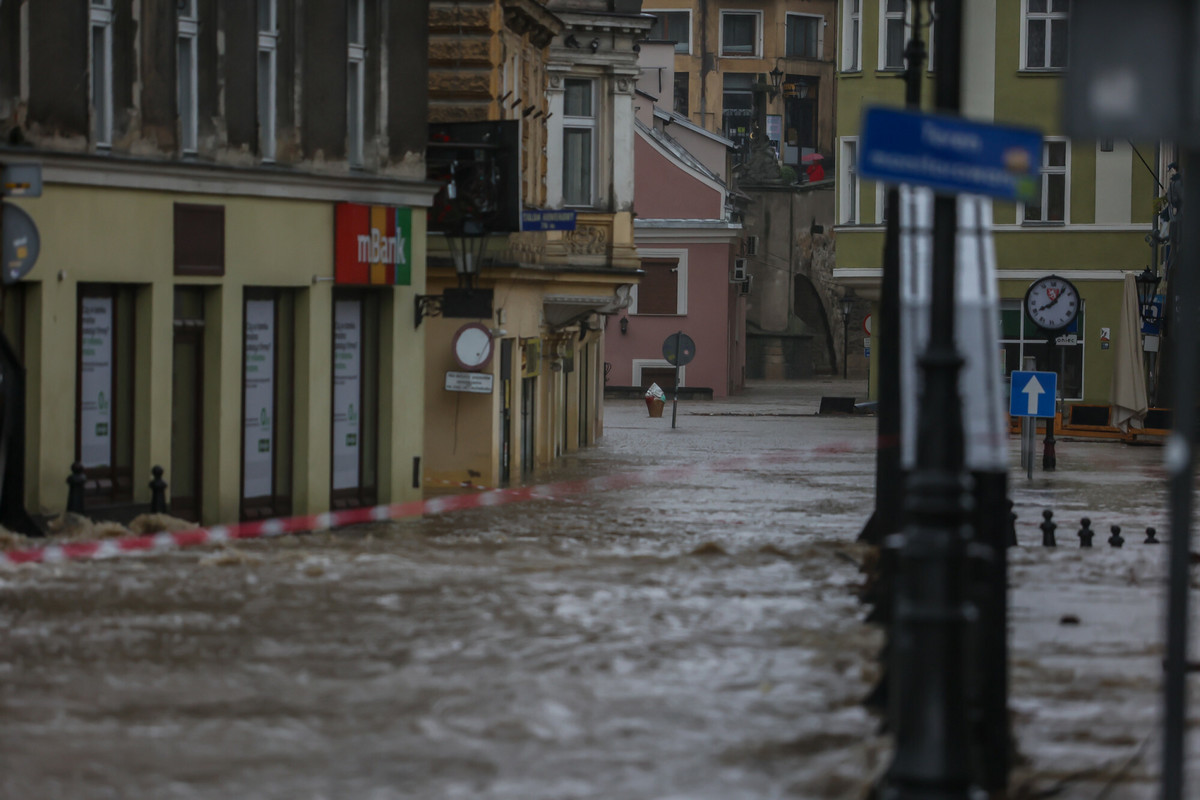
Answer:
243, 300, 275, 499
79, 296, 113, 468
332, 299, 362, 490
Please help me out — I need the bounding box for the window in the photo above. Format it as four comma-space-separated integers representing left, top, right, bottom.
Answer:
563, 79, 596, 206
840, 138, 859, 224
174, 203, 226, 276
881, 0, 906, 70
1022, 139, 1069, 223
786, 14, 821, 59
331, 292, 379, 510
648, 10, 690, 54
1023, 0, 1069, 70
242, 291, 294, 520
673, 72, 689, 117
722, 73, 754, 159
720, 11, 761, 57
90, 0, 113, 147
258, 0, 278, 161
843, 0, 862, 71
1001, 298, 1084, 400
632, 251, 687, 315
77, 285, 136, 505
347, 0, 366, 167
178, 0, 198, 154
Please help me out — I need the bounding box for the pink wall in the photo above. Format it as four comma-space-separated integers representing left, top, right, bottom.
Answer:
634, 136, 722, 219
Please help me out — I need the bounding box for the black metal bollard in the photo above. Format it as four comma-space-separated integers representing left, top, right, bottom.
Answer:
1007, 499, 1018, 547
1109, 525, 1125, 548
66, 462, 86, 514
1078, 518, 1094, 548
149, 465, 168, 514
1040, 509, 1057, 547
1145, 526, 1159, 544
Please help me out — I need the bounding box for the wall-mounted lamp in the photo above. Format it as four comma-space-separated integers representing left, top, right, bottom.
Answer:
590, 38, 600, 53
415, 214, 495, 328
769, 64, 785, 99
565, 34, 580, 48
619, 316, 628, 335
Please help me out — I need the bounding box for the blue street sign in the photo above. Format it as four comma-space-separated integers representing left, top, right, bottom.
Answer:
521, 209, 577, 231
859, 107, 1043, 201
1142, 295, 1164, 335
1009, 370, 1057, 418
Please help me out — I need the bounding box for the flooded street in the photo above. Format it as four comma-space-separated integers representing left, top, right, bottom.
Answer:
3, 380, 1198, 799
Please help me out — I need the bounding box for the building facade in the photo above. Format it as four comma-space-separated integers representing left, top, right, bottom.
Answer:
0, 0, 435, 528
832, 0, 1160, 408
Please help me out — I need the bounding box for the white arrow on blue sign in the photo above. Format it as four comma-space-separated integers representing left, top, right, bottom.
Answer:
1009, 370, 1057, 418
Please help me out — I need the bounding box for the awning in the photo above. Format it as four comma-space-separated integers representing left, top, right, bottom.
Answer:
1110, 272, 1148, 432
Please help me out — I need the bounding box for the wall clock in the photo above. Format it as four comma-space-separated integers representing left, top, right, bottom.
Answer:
1023, 275, 1080, 332
452, 322, 494, 371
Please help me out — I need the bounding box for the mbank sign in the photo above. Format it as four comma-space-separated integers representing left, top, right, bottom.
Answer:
859, 107, 1043, 202
335, 203, 412, 286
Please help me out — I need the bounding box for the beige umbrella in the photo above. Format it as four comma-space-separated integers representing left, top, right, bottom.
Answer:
1110, 272, 1148, 432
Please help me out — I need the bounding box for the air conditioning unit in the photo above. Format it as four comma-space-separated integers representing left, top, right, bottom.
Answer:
739, 275, 753, 296
731, 258, 748, 283
744, 235, 759, 256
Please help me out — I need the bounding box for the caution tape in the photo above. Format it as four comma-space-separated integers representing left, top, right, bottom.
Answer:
0, 442, 866, 568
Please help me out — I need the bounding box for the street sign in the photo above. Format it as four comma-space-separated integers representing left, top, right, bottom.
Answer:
444, 371, 494, 394
863, 314, 872, 335
1, 203, 39, 284
662, 332, 696, 366
1, 164, 42, 198
1009, 370, 1057, 418
859, 107, 1042, 202
520, 210, 577, 231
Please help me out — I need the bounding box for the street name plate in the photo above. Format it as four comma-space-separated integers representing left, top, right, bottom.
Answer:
520, 210, 577, 231
859, 107, 1042, 201
445, 371, 494, 394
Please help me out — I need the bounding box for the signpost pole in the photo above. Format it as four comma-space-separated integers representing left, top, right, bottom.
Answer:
671, 331, 681, 429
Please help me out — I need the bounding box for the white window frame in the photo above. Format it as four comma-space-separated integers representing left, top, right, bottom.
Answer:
878, 0, 908, 71
1000, 297, 1084, 402
258, 0, 278, 162
785, 13, 823, 60
90, 0, 113, 148
719, 10, 762, 59
1020, 0, 1069, 72
629, 248, 688, 315
842, 0, 862, 72
632, 359, 687, 388
177, 0, 199, 154
347, 0, 366, 167
1019, 137, 1070, 224
646, 8, 692, 55
839, 137, 860, 224
562, 77, 597, 208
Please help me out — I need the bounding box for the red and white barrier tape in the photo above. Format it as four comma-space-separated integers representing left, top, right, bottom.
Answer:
0, 442, 866, 568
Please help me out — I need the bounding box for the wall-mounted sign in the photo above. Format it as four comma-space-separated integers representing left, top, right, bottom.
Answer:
332, 299, 362, 491
335, 203, 412, 286
521, 210, 577, 231
2, 203, 39, 284
522, 338, 542, 378
445, 371, 494, 394
243, 300, 275, 498
2, 163, 42, 197
79, 296, 113, 468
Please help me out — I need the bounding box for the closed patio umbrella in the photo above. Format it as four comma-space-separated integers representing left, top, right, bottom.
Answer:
1110, 272, 1149, 432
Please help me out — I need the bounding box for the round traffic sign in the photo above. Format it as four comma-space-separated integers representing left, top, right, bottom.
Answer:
862, 314, 872, 336
2, 203, 39, 284
662, 332, 696, 366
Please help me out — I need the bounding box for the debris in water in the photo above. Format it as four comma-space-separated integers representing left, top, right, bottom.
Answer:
128, 513, 198, 535
690, 542, 727, 556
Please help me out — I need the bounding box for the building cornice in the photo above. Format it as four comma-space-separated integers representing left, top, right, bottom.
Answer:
0, 148, 441, 207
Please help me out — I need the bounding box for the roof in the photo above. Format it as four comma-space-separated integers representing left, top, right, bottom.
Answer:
635, 118, 726, 189
652, 107, 735, 148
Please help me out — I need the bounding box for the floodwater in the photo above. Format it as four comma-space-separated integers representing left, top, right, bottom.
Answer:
1, 388, 888, 800
4, 383, 1198, 799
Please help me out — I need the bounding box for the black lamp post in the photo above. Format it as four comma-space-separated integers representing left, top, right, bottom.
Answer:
1135, 265, 1161, 322
447, 214, 488, 290
414, 212, 494, 327
842, 294, 853, 379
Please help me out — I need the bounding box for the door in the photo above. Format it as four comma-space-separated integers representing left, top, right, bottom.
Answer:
170, 288, 205, 522
521, 376, 535, 477
500, 339, 513, 485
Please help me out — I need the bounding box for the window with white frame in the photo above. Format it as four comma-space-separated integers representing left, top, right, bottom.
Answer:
1023, 0, 1069, 70
563, 78, 596, 207
258, 0, 278, 162
843, 0, 861, 71
786, 14, 821, 59
1022, 138, 1069, 223
880, 0, 907, 70
840, 138, 859, 224
178, 0, 198, 154
1001, 298, 1083, 400
647, 10, 690, 54
631, 250, 687, 315
90, 0, 113, 147
347, 0, 365, 167
720, 11, 761, 58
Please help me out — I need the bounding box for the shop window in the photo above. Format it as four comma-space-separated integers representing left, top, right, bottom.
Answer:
241, 290, 294, 520
1023, 0, 1069, 70
563, 79, 596, 207
1022, 139, 1069, 223
786, 14, 821, 59
648, 10, 690, 53
330, 292, 379, 510
722, 73, 754, 159
1000, 298, 1084, 400
77, 284, 136, 504
633, 254, 685, 315
673, 72, 689, 117
720, 11, 761, 57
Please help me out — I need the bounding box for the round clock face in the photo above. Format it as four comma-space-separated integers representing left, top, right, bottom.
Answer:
1024, 275, 1080, 332
452, 323, 494, 372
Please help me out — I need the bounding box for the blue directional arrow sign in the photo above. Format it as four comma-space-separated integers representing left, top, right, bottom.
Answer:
859, 107, 1043, 201
1009, 370, 1057, 418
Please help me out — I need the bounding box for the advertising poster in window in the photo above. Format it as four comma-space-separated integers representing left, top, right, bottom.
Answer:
332, 299, 361, 491
243, 299, 275, 499
79, 296, 113, 468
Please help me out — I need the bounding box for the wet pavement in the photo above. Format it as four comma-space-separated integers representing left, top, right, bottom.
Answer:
2, 378, 1198, 799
